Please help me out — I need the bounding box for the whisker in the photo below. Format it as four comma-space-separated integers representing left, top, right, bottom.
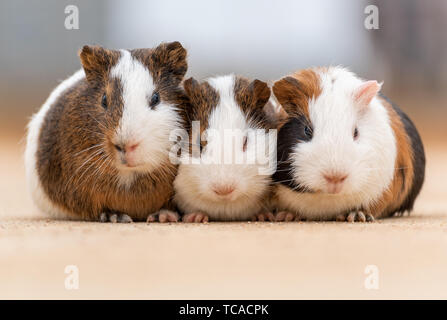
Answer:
72, 143, 102, 157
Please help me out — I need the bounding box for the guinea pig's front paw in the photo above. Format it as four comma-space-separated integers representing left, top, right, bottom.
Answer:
99, 212, 133, 223
251, 212, 275, 222
182, 212, 209, 223
274, 211, 299, 222
146, 210, 180, 223
336, 211, 375, 223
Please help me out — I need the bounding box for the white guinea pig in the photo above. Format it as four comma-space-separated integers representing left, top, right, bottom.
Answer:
272, 66, 425, 222
173, 75, 278, 222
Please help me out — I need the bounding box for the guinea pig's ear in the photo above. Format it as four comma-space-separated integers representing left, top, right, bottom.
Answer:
272, 77, 303, 115
79, 45, 116, 85
263, 95, 289, 126
151, 41, 188, 84
354, 80, 382, 109
247, 79, 271, 110
183, 77, 203, 106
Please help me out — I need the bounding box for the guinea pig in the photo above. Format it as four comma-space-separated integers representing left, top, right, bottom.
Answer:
271, 66, 425, 222
24, 42, 190, 223
173, 74, 278, 222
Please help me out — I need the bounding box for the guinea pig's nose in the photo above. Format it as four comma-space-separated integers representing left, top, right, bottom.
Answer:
125, 142, 140, 153
323, 173, 348, 184
212, 184, 236, 196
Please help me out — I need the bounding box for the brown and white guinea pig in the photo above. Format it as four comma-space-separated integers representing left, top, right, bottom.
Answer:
24, 42, 190, 223
271, 66, 425, 222
173, 74, 278, 222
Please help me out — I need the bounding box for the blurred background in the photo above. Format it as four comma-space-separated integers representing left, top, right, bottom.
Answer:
1, 0, 446, 142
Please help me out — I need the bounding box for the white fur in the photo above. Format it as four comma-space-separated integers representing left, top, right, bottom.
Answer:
276, 67, 397, 219
174, 75, 274, 221
25, 69, 85, 218
111, 50, 181, 186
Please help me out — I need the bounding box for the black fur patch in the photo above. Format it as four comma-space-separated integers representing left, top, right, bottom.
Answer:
273, 115, 312, 192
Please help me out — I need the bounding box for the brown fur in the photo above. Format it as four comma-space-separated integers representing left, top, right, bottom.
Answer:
183, 78, 219, 152
36, 42, 189, 221
183, 78, 219, 132
183, 76, 276, 152
365, 97, 415, 218
272, 69, 322, 123
233, 78, 273, 129
132, 41, 189, 99
79, 46, 121, 86
184, 76, 274, 127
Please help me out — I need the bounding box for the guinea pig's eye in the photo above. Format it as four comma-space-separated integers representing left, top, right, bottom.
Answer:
354, 127, 359, 140
149, 92, 160, 108
304, 125, 313, 140
242, 136, 248, 152
101, 93, 107, 109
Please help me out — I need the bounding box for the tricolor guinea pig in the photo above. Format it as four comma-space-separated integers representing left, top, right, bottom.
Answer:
272, 66, 425, 222
173, 75, 278, 222
25, 42, 189, 223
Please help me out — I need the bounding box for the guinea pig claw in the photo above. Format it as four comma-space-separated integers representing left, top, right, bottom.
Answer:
356, 212, 366, 222
347, 212, 356, 222
117, 213, 133, 223
109, 214, 118, 223
251, 212, 275, 222
159, 210, 180, 223
347, 212, 365, 222
182, 212, 209, 223
275, 211, 297, 222
99, 212, 108, 223
338, 211, 370, 223
146, 212, 159, 223
146, 210, 180, 223
365, 213, 375, 222
99, 212, 133, 223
